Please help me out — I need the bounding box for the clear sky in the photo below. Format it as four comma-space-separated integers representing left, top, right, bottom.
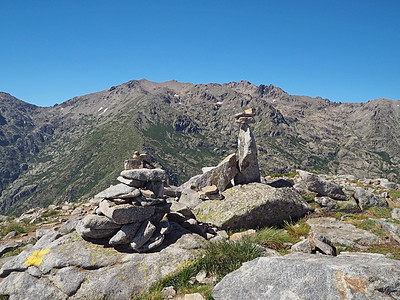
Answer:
1, 0, 399, 107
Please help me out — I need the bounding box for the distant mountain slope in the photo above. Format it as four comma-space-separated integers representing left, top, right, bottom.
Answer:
1, 80, 399, 215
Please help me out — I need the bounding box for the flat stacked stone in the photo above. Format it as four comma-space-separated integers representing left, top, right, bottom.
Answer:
77, 152, 216, 252
120, 168, 165, 198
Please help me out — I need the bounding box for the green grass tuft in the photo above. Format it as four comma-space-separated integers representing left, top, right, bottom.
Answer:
136, 239, 264, 300
0, 221, 34, 238
366, 207, 392, 219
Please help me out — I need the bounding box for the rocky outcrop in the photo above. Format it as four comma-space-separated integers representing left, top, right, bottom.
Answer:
354, 187, 388, 209
193, 183, 313, 230
298, 170, 346, 200
213, 252, 400, 300
0, 225, 207, 299
306, 217, 381, 247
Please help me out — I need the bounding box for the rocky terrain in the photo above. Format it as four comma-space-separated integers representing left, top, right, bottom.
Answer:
0, 111, 399, 299
0, 167, 399, 299
1, 79, 400, 215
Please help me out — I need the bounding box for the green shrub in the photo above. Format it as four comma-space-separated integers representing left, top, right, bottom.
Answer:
0, 222, 34, 238
41, 209, 59, 218
199, 239, 264, 279
254, 227, 294, 253
283, 220, 311, 238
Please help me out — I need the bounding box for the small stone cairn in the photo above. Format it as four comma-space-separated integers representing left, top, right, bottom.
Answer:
76, 152, 216, 252
178, 108, 262, 208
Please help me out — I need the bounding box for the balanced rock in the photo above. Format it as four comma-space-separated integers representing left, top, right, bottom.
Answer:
213, 252, 400, 300
76, 214, 121, 239
234, 123, 260, 185
234, 108, 256, 119
194, 183, 313, 230
298, 170, 346, 200
138, 233, 165, 253
99, 200, 155, 225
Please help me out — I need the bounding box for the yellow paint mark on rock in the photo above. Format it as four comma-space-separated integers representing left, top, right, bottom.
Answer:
24, 249, 50, 266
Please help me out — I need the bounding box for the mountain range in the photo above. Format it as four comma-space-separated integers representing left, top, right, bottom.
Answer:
1, 79, 399, 215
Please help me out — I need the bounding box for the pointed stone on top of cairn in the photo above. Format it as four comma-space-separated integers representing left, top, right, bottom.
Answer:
234, 108, 261, 185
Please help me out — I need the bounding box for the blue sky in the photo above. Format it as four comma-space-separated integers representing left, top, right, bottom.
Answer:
1, 0, 399, 107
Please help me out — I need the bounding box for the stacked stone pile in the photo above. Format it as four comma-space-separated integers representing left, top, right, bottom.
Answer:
179, 108, 261, 209
234, 108, 260, 185
77, 152, 218, 252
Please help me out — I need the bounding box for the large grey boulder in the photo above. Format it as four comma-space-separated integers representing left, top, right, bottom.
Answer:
213, 252, 400, 300
193, 183, 313, 230
99, 199, 155, 224
306, 217, 381, 247
354, 187, 388, 209
298, 170, 346, 200
95, 183, 141, 199
76, 214, 121, 239
379, 178, 398, 189
0, 224, 207, 300
194, 153, 238, 192
234, 124, 260, 185
120, 168, 166, 182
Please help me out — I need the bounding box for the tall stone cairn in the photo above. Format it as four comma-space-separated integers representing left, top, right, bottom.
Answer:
234, 108, 261, 185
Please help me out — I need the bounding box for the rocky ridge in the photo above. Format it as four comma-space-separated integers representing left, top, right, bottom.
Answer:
0, 167, 398, 299
1, 79, 400, 215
